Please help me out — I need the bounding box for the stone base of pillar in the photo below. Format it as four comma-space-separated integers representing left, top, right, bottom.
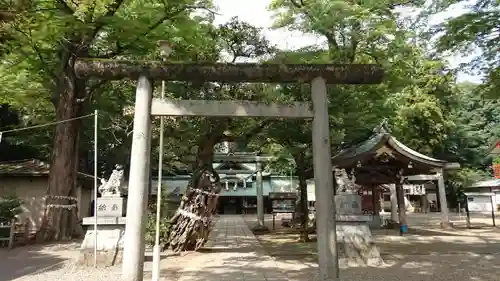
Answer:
78, 217, 126, 267
336, 221, 384, 267
366, 215, 383, 229
385, 219, 400, 229
440, 221, 454, 229
251, 224, 269, 233
76, 248, 124, 267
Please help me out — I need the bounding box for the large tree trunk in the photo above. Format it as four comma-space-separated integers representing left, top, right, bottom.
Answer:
164, 135, 222, 252
295, 151, 310, 242
39, 47, 87, 241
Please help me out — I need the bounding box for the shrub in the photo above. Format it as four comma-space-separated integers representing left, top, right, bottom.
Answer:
144, 186, 180, 248
0, 194, 23, 224
493, 156, 500, 165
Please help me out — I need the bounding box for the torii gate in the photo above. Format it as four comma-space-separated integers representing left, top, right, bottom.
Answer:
74, 60, 383, 281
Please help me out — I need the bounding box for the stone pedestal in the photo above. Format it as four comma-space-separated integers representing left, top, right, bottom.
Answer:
77, 217, 126, 267
334, 194, 384, 267
336, 219, 383, 267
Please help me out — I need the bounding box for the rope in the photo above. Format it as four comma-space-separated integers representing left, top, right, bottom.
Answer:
0, 113, 96, 143
46, 204, 78, 210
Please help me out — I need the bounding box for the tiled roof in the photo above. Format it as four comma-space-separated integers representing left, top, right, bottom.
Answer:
0, 159, 50, 176
332, 132, 447, 168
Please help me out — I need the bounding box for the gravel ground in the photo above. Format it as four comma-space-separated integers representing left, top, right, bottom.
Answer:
247, 214, 500, 281
0, 242, 122, 281
3, 213, 500, 281
11, 262, 123, 281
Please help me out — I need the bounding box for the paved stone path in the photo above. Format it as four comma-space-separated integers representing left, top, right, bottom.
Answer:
166, 215, 291, 281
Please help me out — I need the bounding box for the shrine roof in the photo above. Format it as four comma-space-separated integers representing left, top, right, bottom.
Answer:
331, 131, 448, 169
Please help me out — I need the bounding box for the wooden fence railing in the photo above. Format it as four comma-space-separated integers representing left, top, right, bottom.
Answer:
0, 219, 29, 249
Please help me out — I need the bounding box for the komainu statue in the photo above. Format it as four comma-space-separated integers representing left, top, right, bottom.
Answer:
334, 168, 359, 194
98, 165, 127, 197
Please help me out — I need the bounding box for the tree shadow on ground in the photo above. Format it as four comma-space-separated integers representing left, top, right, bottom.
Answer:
144, 250, 180, 262
157, 246, 500, 281
237, 214, 500, 281
0, 242, 79, 281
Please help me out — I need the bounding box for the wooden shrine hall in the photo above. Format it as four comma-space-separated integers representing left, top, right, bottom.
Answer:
331, 124, 460, 232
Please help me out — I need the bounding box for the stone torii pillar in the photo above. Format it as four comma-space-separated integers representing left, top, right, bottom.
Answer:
311, 77, 338, 279
74, 60, 384, 281
255, 162, 266, 230
122, 76, 153, 281
436, 169, 450, 227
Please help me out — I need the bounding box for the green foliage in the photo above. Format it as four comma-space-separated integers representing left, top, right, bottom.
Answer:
1, 0, 498, 224
264, 0, 457, 167
388, 88, 452, 155
145, 209, 172, 248
144, 186, 180, 247
448, 168, 490, 189
0, 0, 277, 174
431, 0, 500, 97
0, 194, 23, 224
492, 156, 500, 165
269, 0, 426, 63
446, 167, 490, 207
439, 82, 500, 168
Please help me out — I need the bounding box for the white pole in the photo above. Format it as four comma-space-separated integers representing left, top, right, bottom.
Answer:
152, 80, 165, 281
93, 110, 98, 268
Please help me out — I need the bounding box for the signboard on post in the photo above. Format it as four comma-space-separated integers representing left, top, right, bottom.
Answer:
269, 192, 297, 212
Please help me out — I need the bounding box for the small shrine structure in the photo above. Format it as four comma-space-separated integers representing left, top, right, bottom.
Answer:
331, 123, 460, 232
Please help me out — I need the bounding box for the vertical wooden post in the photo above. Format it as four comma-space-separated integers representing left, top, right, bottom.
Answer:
311, 77, 338, 280
435, 182, 442, 211
390, 185, 398, 222
465, 195, 471, 228
490, 187, 496, 227
333, 169, 338, 196
76, 184, 83, 219
122, 76, 153, 281
395, 170, 408, 235
8, 219, 15, 249
371, 185, 379, 216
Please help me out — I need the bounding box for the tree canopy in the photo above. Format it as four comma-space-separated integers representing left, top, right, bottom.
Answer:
0, 0, 499, 239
